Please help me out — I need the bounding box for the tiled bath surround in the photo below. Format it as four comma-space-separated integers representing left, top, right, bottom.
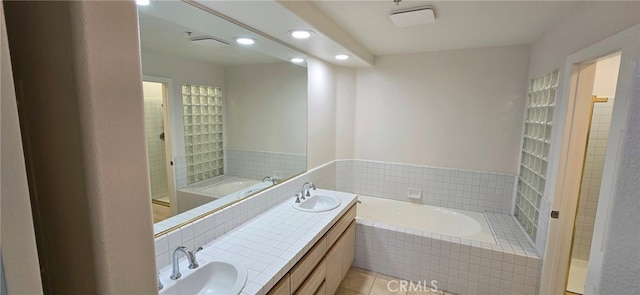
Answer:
353, 214, 541, 295
154, 159, 541, 294
335, 160, 517, 215
226, 149, 306, 181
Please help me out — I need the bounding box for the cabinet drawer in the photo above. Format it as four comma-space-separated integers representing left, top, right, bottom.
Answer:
267, 273, 290, 295
290, 238, 327, 292
294, 260, 326, 295
326, 205, 356, 248
315, 281, 326, 295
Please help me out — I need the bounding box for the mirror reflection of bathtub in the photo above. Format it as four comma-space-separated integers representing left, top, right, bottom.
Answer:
177, 177, 274, 213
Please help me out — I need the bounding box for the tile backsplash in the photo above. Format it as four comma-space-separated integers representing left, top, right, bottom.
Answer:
154, 159, 521, 271
226, 149, 306, 182
154, 161, 335, 270
336, 159, 516, 214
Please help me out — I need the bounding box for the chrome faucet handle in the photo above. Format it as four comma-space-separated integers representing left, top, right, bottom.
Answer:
157, 273, 163, 291
295, 193, 302, 203
187, 247, 202, 269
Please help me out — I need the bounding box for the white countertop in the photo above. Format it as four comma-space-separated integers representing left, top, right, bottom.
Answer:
158, 189, 357, 295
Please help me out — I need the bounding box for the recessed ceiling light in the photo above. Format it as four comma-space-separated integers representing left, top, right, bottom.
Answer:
335, 54, 349, 60
234, 38, 256, 45
289, 30, 314, 39
290, 58, 305, 63
136, 0, 150, 6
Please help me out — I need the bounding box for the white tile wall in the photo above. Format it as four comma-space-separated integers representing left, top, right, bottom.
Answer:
226, 149, 306, 182
354, 213, 541, 295
336, 159, 516, 214
154, 159, 544, 294
154, 161, 337, 270
573, 98, 614, 260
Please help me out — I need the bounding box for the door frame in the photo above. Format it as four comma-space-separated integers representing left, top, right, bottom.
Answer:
143, 75, 177, 211
538, 24, 640, 295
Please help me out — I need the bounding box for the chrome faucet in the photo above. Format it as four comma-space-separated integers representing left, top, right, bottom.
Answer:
301, 181, 316, 198
262, 176, 276, 185
170, 246, 201, 280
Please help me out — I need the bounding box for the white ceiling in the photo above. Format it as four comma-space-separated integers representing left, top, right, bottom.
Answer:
199, 0, 583, 67
137, 1, 307, 66
311, 1, 582, 55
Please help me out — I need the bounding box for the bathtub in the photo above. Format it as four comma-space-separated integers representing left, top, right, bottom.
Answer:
176, 177, 273, 213
357, 195, 496, 244
354, 195, 541, 295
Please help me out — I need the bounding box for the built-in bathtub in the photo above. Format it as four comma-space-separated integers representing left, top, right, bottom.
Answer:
357, 195, 496, 244
354, 195, 541, 295
176, 176, 273, 213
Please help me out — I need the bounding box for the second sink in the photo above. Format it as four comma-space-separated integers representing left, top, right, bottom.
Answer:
293, 193, 341, 212
161, 260, 247, 295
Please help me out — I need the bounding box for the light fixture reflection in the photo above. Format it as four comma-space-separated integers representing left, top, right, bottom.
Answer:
335, 54, 349, 60
289, 30, 314, 39
235, 38, 256, 45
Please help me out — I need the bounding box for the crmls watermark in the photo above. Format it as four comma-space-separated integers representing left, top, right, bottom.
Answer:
387, 279, 438, 292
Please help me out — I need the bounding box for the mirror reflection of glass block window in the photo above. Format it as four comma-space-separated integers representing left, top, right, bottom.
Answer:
182, 85, 224, 184
514, 70, 559, 240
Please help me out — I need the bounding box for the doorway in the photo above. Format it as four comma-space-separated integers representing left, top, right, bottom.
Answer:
142, 80, 174, 222
565, 52, 621, 294
565, 53, 620, 295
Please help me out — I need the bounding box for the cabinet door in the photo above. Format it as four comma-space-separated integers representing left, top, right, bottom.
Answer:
268, 274, 290, 295
325, 237, 343, 295
342, 221, 356, 274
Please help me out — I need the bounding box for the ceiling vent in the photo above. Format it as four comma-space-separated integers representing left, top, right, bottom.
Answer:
389, 6, 435, 28
190, 37, 230, 48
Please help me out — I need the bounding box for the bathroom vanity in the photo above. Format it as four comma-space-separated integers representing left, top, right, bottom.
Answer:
268, 205, 356, 295
157, 189, 358, 295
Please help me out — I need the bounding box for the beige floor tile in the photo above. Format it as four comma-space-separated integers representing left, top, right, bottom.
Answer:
370, 277, 407, 295
350, 267, 376, 275
375, 273, 401, 281
407, 289, 443, 295
335, 287, 367, 295
340, 269, 376, 294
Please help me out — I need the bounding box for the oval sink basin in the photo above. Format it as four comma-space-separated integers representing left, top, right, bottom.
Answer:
293, 194, 341, 212
161, 260, 247, 295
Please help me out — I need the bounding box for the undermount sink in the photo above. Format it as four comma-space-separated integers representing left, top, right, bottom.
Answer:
293, 194, 341, 212
161, 260, 247, 295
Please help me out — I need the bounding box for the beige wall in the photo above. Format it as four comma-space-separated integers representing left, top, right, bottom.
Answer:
528, 1, 640, 78
4, 1, 156, 293
593, 54, 622, 98
0, 3, 43, 293
335, 68, 357, 159
307, 57, 338, 168
225, 62, 307, 154
142, 51, 226, 158
352, 45, 530, 174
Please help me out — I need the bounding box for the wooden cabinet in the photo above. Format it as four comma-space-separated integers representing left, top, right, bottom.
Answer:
268, 274, 290, 295
290, 238, 327, 291
325, 221, 355, 295
268, 204, 356, 295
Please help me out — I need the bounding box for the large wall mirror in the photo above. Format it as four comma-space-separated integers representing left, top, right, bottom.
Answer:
137, 1, 308, 236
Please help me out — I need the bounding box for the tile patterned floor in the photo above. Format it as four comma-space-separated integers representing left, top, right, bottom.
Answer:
337, 267, 456, 295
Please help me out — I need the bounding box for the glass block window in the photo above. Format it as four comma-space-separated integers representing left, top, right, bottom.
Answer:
182, 85, 224, 184
514, 70, 559, 240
